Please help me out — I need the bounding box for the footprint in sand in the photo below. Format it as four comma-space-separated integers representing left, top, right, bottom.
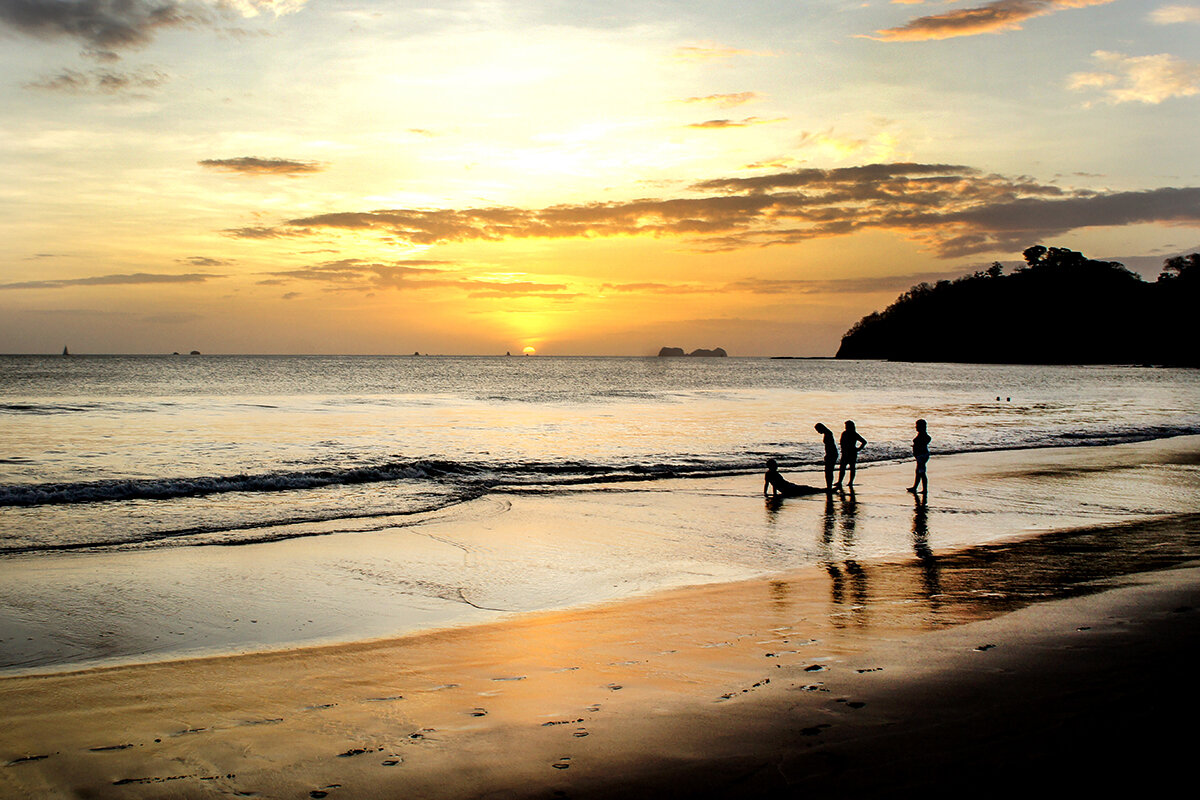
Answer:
468, 708, 488, 717
975, 644, 997, 652
381, 757, 403, 767
6, 754, 52, 766
89, 744, 134, 752
337, 747, 382, 758
551, 757, 571, 770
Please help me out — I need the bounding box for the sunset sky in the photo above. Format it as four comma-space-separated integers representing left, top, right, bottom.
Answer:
2, 0, 1198, 356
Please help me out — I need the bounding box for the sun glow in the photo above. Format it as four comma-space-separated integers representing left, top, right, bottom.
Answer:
523, 346, 536, 355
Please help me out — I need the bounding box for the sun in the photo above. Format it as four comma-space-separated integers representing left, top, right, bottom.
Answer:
523, 346, 536, 355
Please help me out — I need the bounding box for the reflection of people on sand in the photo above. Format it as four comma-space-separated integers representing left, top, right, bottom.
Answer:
910, 492, 942, 605
907, 418, 931, 495
814, 423, 838, 491
819, 490, 868, 627
763, 459, 823, 497
834, 420, 867, 489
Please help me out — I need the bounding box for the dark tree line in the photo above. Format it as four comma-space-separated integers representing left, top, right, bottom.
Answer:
835, 246, 1198, 366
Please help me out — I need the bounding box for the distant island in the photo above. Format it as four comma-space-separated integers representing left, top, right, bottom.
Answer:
836, 247, 1198, 366
658, 347, 728, 358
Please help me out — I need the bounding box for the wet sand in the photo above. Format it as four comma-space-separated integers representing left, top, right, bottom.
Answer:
2, 439, 1199, 797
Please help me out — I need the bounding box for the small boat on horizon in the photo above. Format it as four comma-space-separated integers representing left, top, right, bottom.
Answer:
62, 345, 69, 356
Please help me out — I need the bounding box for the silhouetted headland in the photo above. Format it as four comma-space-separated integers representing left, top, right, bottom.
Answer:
836, 247, 1198, 366
658, 346, 728, 357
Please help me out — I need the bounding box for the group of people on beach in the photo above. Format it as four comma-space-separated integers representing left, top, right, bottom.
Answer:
764, 419, 930, 498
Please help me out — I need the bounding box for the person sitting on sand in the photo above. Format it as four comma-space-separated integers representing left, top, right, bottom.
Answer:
815, 423, 838, 491
834, 420, 867, 489
907, 418, 931, 495
764, 459, 821, 497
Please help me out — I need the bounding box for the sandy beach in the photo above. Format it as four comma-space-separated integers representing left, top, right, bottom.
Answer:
2, 437, 1199, 798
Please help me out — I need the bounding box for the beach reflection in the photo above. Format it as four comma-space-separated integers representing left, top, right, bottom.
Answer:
820, 490, 869, 628
911, 494, 942, 612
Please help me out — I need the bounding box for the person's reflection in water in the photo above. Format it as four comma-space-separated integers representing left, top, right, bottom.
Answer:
819, 487, 869, 627
820, 493, 844, 606
910, 492, 942, 613
839, 488, 868, 620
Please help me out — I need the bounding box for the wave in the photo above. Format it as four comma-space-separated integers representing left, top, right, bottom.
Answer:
4, 423, 1197, 511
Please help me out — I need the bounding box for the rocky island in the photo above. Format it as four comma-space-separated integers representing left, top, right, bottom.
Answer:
658, 347, 728, 357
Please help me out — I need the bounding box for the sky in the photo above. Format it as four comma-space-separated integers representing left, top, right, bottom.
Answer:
2, 0, 1198, 356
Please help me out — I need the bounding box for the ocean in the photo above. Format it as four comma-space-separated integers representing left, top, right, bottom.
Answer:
3, 355, 1199, 555
3, 355, 1200, 673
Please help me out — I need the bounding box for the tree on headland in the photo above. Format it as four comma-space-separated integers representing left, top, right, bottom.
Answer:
835, 246, 1197, 366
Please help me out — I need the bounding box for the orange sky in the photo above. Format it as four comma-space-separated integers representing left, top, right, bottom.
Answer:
2, 1, 1198, 355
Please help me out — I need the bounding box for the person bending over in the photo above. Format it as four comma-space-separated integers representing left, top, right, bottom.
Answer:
814, 423, 838, 491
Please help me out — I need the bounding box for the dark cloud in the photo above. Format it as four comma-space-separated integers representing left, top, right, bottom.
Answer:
0, 0, 213, 52
24, 66, 168, 93
180, 255, 232, 267
200, 157, 325, 176
870, 0, 1114, 42
260, 258, 577, 298
0, 272, 218, 290
226, 163, 1200, 259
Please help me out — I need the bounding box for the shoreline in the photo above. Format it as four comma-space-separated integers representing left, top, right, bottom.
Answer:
1, 436, 1199, 796
3, 435, 1200, 676
1, 519, 1196, 797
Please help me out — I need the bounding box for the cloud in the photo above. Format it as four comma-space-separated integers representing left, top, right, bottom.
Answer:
870, 0, 1115, 42
24, 66, 168, 93
226, 163, 1200, 259
179, 256, 233, 267
681, 92, 761, 108
672, 42, 756, 62
723, 271, 970, 295
0, 272, 219, 290
0, 0, 212, 52
221, 0, 307, 18
600, 282, 712, 294
0, 0, 307, 56
1149, 4, 1200, 24
687, 117, 783, 129
1068, 51, 1200, 104
258, 258, 576, 298
199, 156, 325, 176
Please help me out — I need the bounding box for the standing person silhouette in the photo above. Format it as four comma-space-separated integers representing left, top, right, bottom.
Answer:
907, 418, 931, 494
814, 423, 838, 492
834, 420, 866, 489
